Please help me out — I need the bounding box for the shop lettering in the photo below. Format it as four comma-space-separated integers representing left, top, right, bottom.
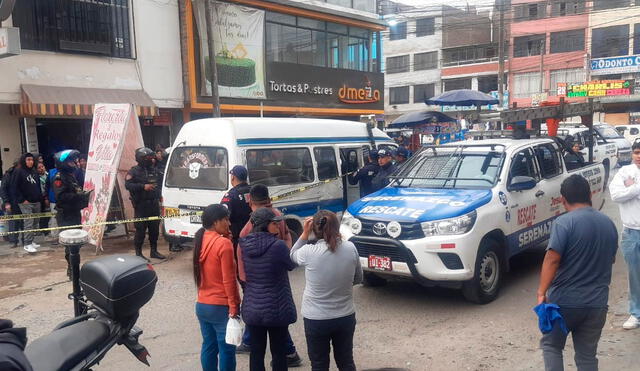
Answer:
268, 81, 333, 95
565, 80, 633, 98
338, 85, 380, 104
93, 106, 129, 127
358, 205, 425, 219
551, 197, 563, 207
518, 220, 553, 247
517, 205, 536, 226
591, 56, 640, 71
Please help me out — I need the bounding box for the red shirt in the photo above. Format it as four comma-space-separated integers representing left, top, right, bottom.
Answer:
197, 230, 241, 316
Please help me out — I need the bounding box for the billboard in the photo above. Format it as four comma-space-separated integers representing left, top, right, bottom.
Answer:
591, 55, 640, 75
557, 80, 634, 98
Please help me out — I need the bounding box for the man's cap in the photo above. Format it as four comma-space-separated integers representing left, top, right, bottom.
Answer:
368, 149, 379, 160
377, 148, 393, 158
250, 207, 284, 226
230, 165, 248, 181
249, 184, 270, 203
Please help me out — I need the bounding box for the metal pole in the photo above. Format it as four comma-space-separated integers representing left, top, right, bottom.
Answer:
68, 244, 85, 316
539, 39, 545, 94
204, 0, 221, 118
497, 0, 505, 108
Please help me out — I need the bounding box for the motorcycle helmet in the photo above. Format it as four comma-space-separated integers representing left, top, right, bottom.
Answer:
54, 150, 81, 172
135, 147, 155, 167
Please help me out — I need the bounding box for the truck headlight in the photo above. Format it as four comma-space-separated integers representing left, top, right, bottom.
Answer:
341, 211, 362, 235
387, 221, 402, 238
421, 211, 477, 237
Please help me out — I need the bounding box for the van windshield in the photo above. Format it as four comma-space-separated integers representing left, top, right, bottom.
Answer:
165, 147, 228, 190
597, 126, 623, 139
392, 148, 504, 189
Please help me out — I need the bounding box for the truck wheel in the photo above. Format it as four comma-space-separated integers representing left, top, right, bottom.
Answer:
363, 272, 387, 287
462, 239, 502, 304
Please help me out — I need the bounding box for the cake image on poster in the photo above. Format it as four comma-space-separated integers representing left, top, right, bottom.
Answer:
205, 47, 256, 88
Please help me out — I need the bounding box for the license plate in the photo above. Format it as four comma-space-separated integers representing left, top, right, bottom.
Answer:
368, 255, 392, 271
164, 207, 180, 218
189, 213, 202, 224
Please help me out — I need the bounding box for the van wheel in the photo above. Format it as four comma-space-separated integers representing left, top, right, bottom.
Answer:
363, 272, 387, 287
462, 239, 502, 304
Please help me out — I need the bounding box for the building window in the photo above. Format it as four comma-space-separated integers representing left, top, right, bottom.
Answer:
514, 72, 543, 98
549, 68, 585, 96
416, 17, 435, 37
414, 84, 435, 103
550, 1, 585, 16
414, 51, 438, 70
11, 0, 132, 58
478, 76, 498, 93
389, 22, 407, 41
514, 2, 547, 22
442, 44, 499, 66
389, 86, 410, 104
266, 13, 371, 71
634, 24, 640, 55
593, 0, 631, 10
444, 78, 472, 91
386, 55, 410, 74
592, 25, 630, 58
514, 35, 546, 58
550, 29, 585, 54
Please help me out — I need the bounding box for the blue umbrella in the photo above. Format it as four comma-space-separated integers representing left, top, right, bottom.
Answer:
389, 111, 456, 128
426, 89, 499, 106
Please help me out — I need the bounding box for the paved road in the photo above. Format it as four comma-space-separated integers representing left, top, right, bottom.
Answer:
1, 192, 638, 370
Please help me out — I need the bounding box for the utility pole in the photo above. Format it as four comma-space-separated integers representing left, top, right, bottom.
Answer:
204, 0, 221, 118
497, 0, 505, 109
539, 38, 545, 95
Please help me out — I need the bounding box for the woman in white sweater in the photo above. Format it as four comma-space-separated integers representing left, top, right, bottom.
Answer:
290, 210, 363, 371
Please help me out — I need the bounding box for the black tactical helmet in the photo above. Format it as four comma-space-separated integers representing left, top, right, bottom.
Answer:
54, 150, 81, 172
135, 147, 155, 166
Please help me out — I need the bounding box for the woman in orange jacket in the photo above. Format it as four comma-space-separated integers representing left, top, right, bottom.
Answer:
194, 204, 241, 371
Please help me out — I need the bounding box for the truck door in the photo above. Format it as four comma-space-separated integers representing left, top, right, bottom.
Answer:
339, 147, 363, 208
533, 142, 565, 222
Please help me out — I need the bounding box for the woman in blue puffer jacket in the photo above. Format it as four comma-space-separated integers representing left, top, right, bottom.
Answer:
238, 207, 296, 371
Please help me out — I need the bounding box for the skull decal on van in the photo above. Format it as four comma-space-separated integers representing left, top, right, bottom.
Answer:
188, 161, 202, 179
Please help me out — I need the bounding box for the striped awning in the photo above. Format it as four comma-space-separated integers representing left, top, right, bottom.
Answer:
9, 84, 157, 117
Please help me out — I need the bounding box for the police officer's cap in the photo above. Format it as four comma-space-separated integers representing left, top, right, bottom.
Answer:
396, 147, 409, 157
377, 148, 393, 158
369, 149, 379, 161
230, 165, 248, 181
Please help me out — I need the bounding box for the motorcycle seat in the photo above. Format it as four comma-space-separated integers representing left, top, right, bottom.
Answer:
25, 319, 111, 371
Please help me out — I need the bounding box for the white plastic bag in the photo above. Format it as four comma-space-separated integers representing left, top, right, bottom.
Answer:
225, 317, 244, 346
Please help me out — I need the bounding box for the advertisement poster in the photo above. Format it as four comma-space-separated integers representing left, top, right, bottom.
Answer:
82, 104, 143, 249
558, 80, 634, 98
194, 0, 266, 99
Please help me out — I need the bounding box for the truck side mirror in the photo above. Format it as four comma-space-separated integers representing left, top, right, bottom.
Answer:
508, 176, 536, 192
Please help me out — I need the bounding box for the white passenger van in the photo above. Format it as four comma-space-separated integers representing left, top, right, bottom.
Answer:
161, 118, 395, 243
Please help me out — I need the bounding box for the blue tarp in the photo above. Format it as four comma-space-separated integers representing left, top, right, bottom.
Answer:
426, 89, 499, 107
389, 111, 456, 128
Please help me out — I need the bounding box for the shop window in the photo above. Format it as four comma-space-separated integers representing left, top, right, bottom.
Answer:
514, 35, 545, 57
550, 1, 585, 16
11, 0, 132, 58
549, 68, 585, 96
592, 25, 630, 58
165, 147, 228, 190
444, 78, 471, 92
389, 22, 407, 41
386, 55, 410, 74
414, 84, 435, 103
414, 51, 438, 70
246, 148, 314, 186
550, 29, 585, 54
416, 18, 435, 37
314, 147, 338, 180
513, 72, 542, 98
389, 86, 410, 105
593, 0, 630, 10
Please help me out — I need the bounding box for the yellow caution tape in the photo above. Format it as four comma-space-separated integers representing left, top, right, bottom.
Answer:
0, 207, 125, 222
270, 171, 356, 202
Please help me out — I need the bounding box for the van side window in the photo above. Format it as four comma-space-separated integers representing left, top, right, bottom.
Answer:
509, 149, 539, 183
535, 144, 562, 179
314, 147, 338, 180
631, 128, 639, 135
246, 148, 313, 186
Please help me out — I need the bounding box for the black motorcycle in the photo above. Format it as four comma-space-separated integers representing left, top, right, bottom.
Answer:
24, 230, 157, 371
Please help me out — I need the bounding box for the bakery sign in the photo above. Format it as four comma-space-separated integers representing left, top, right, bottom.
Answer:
338, 77, 381, 104
557, 80, 634, 98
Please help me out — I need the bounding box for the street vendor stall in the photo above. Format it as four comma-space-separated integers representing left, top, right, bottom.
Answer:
388, 111, 462, 150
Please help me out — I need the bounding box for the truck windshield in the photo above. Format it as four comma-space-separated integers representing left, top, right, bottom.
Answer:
165, 147, 228, 190
392, 147, 504, 189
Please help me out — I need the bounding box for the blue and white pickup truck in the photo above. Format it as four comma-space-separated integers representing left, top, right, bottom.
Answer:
340, 138, 605, 304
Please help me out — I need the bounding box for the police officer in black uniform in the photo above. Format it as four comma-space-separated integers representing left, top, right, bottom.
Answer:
52, 149, 92, 279
125, 147, 166, 261
371, 148, 398, 192
220, 165, 252, 248
348, 149, 380, 198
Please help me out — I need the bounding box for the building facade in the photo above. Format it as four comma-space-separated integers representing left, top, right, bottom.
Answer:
0, 0, 183, 172
179, 0, 385, 122
381, 2, 443, 123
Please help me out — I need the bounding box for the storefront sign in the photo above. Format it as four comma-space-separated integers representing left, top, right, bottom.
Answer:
193, 1, 266, 99
82, 104, 144, 249
558, 80, 634, 98
338, 78, 381, 104
0, 27, 21, 58
268, 81, 333, 96
591, 56, 640, 75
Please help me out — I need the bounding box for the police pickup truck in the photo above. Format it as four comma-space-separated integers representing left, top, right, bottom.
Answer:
340, 138, 605, 304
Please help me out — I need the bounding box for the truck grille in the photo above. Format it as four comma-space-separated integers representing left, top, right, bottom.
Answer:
352, 238, 417, 263
357, 218, 424, 240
